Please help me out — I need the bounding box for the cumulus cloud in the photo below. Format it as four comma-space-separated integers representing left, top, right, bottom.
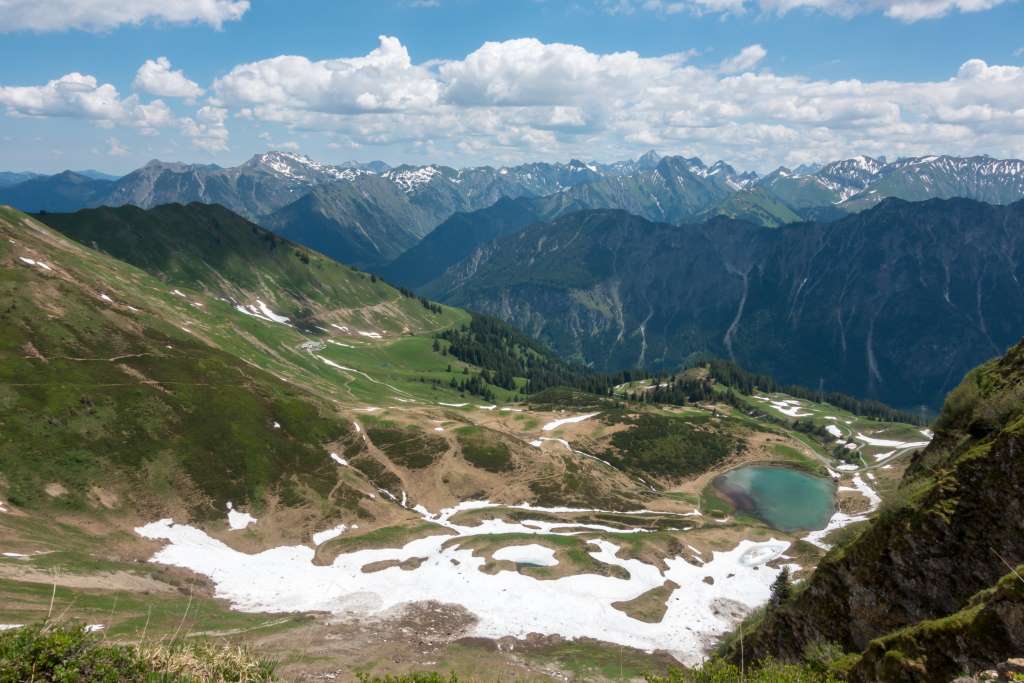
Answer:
0, 72, 174, 132
605, 0, 1010, 20
719, 44, 767, 73
201, 35, 1024, 170
179, 105, 230, 152
134, 57, 203, 100
0, 0, 250, 32
212, 35, 440, 114
106, 136, 128, 156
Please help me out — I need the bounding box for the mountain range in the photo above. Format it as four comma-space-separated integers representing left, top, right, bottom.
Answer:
2, 196, 1022, 680
5, 151, 1024, 269
426, 198, 1024, 411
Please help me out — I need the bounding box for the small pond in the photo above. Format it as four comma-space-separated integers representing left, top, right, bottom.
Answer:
712, 465, 835, 532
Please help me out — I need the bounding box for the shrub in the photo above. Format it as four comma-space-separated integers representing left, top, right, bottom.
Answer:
0, 623, 277, 682
645, 658, 840, 683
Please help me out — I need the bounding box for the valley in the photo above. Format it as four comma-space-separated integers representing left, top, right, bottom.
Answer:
0, 203, 935, 680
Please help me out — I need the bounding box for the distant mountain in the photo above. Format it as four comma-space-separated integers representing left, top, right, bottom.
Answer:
377, 196, 564, 289
428, 198, 1024, 409
72, 169, 122, 181
7, 152, 1024, 267
379, 158, 772, 289
841, 154, 1024, 210
100, 153, 364, 220
0, 171, 115, 213
0, 171, 42, 188
543, 156, 757, 225
263, 176, 436, 269
755, 154, 1024, 213
697, 186, 803, 227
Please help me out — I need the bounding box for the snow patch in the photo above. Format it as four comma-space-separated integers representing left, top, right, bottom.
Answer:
493, 544, 558, 567
225, 502, 257, 531
542, 412, 600, 432
855, 434, 929, 449
135, 511, 792, 666
312, 525, 347, 546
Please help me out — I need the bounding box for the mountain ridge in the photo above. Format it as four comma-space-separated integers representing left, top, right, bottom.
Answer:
428, 198, 1024, 410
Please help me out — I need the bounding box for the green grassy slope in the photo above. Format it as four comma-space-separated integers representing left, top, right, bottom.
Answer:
36, 202, 457, 336
0, 206, 365, 521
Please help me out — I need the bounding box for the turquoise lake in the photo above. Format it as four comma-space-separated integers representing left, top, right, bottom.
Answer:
712, 465, 836, 532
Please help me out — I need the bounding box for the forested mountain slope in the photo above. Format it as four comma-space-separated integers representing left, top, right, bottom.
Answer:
429, 198, 1024, 410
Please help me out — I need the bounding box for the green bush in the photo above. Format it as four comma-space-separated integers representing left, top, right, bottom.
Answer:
644, 658, 840, 683
0, 623, 277, 682
455, 428, 514, 472
0, 623, 148, 682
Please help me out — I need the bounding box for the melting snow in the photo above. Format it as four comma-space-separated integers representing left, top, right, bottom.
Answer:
0, 625, 23, 631
492, 544, 558, 567
255, 300, 289, 324
225, 502, 257, 531
330, 453, 348, 466
542, 412, 600, 432
312, 525, 348, 546
136, 504, 793, 666
825, 425, 844, 438
357, 331, 383, 340
855, 434, 930, 449
850, 475, 881, 510
769, 400, 813, 418
803, 475, 880, 550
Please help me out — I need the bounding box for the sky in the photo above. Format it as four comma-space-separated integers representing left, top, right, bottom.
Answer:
1, 0, 1023, 174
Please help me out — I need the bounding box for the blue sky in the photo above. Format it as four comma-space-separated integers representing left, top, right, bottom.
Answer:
1, 0, 1023, 174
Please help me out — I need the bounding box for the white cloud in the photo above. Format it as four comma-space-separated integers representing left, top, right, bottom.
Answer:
605, 0, 1010, 20
212, 35, 440, 114
0, 72, 174, 132
106, 136, 128, 156
179, 105, 230, 152
0, 0, 249, 32
719, 44, 767, 73
202, 36, 1024, 170
134, 57, 203, 100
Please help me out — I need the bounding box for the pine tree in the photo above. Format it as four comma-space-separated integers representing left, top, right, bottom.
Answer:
770, 567, 791, 607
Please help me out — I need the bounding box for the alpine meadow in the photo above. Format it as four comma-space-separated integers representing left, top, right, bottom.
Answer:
1, 2, 1023, 682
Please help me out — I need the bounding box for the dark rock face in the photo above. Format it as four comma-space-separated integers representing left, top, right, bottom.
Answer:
431, 198, 1024, 410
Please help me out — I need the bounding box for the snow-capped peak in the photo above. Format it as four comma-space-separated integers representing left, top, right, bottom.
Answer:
383, 165, 443, 193
248, 151, 371, 183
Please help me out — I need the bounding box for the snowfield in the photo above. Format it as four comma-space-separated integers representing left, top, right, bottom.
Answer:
137, 501, 796, 665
